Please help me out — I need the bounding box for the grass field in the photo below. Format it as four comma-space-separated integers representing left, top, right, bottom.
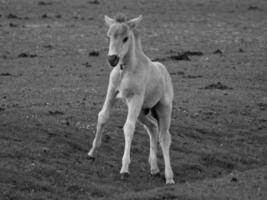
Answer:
0, 0, 266, 199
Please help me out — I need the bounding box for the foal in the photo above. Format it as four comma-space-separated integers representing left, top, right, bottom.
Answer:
88, 15, 175, 184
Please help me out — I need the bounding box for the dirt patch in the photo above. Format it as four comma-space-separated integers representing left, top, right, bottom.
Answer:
38, 1, 53, 6
213, 49, 223, 55
247, 6, 264, 11
48, 111, 64, 116
153, 51, 203, 62
18, 53, 37, 58
88, 0, 100, 5
6, 13, 20, 19
89, 50, 100, 57
0, 73, 13, 76
257, 103, 267, 111
183, 75, 203, 79
200, 82, 233, 90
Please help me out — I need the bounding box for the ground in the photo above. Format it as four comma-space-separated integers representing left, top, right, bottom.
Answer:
0, 0, 267, 199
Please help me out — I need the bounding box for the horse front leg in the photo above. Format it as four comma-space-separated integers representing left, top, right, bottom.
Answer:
120, 95, 144, 178
88, 84, 117, 160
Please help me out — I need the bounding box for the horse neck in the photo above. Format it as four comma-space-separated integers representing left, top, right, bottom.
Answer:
122, 31, 146, 70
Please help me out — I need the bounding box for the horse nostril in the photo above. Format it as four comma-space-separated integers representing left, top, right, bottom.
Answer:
108, 55, 119, 67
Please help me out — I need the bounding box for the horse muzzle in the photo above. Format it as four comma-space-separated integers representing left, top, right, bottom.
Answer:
108, 55, 119, 67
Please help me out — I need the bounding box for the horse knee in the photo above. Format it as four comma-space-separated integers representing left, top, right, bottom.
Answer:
146, 120, 158, 137
123, 122, 136, 137
159, 132, 171, 147
97, 110, 109, 126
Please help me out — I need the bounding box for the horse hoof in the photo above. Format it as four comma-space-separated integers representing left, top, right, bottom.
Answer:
88, 155, 96, 162
150, 172, 161, 177
166, 179, 175, 184
120, 172, 129, 180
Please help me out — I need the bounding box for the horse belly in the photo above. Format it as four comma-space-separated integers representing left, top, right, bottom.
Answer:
143, 87, 162, 108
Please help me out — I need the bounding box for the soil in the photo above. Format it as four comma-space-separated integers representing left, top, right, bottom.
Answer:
0, 0, 266, 199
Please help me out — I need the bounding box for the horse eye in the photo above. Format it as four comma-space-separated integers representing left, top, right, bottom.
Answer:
123, 37, 128, 43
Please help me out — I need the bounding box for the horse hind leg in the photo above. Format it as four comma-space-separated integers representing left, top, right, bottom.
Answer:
154, 102, 175, 184
138, 110, 160, 175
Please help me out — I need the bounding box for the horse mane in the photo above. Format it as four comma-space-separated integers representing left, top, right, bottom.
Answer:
133, 30, 143, 55
114, 13, 128, 23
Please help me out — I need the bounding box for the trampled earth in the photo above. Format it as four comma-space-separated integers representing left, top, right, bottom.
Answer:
0, 0, 266, 199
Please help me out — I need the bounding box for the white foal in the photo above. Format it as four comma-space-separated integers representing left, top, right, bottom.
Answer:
88, 15, 175, 184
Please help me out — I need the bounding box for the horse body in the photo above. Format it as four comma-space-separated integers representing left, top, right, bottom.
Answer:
143, 61, 174, 108
110, 37, 173, 109
88, 15, 175, 184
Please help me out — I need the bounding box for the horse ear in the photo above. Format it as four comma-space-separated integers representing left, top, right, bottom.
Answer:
105, 15, 115, 27
127, 15, 143, 29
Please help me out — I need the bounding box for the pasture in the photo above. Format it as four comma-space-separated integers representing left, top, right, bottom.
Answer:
0, 0, 266, 199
